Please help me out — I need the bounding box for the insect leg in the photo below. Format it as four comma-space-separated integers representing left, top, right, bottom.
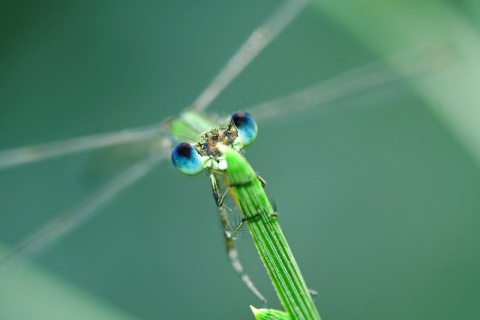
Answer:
257, 175, 267, 187
209, 173, 267, 305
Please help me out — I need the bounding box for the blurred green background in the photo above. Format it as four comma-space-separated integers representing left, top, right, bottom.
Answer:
1, 1, 480, 319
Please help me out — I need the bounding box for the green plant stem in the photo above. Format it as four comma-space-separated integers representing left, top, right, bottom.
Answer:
218, 144, 321, 320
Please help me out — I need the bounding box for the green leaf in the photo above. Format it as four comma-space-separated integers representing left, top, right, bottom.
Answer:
251, 306, 291, 320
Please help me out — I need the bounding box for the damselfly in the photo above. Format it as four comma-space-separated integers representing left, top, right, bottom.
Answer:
0, 1, 445, 319
170, 110, 321, 318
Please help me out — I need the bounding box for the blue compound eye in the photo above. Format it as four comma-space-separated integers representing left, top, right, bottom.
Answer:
231, 111, 258, 146
171, 142, 204, 175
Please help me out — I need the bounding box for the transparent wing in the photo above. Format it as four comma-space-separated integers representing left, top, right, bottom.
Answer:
0, 145, 169, 277
0, 123, 169, 171
0, 0, 310, 276
0, 43, 446, 276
